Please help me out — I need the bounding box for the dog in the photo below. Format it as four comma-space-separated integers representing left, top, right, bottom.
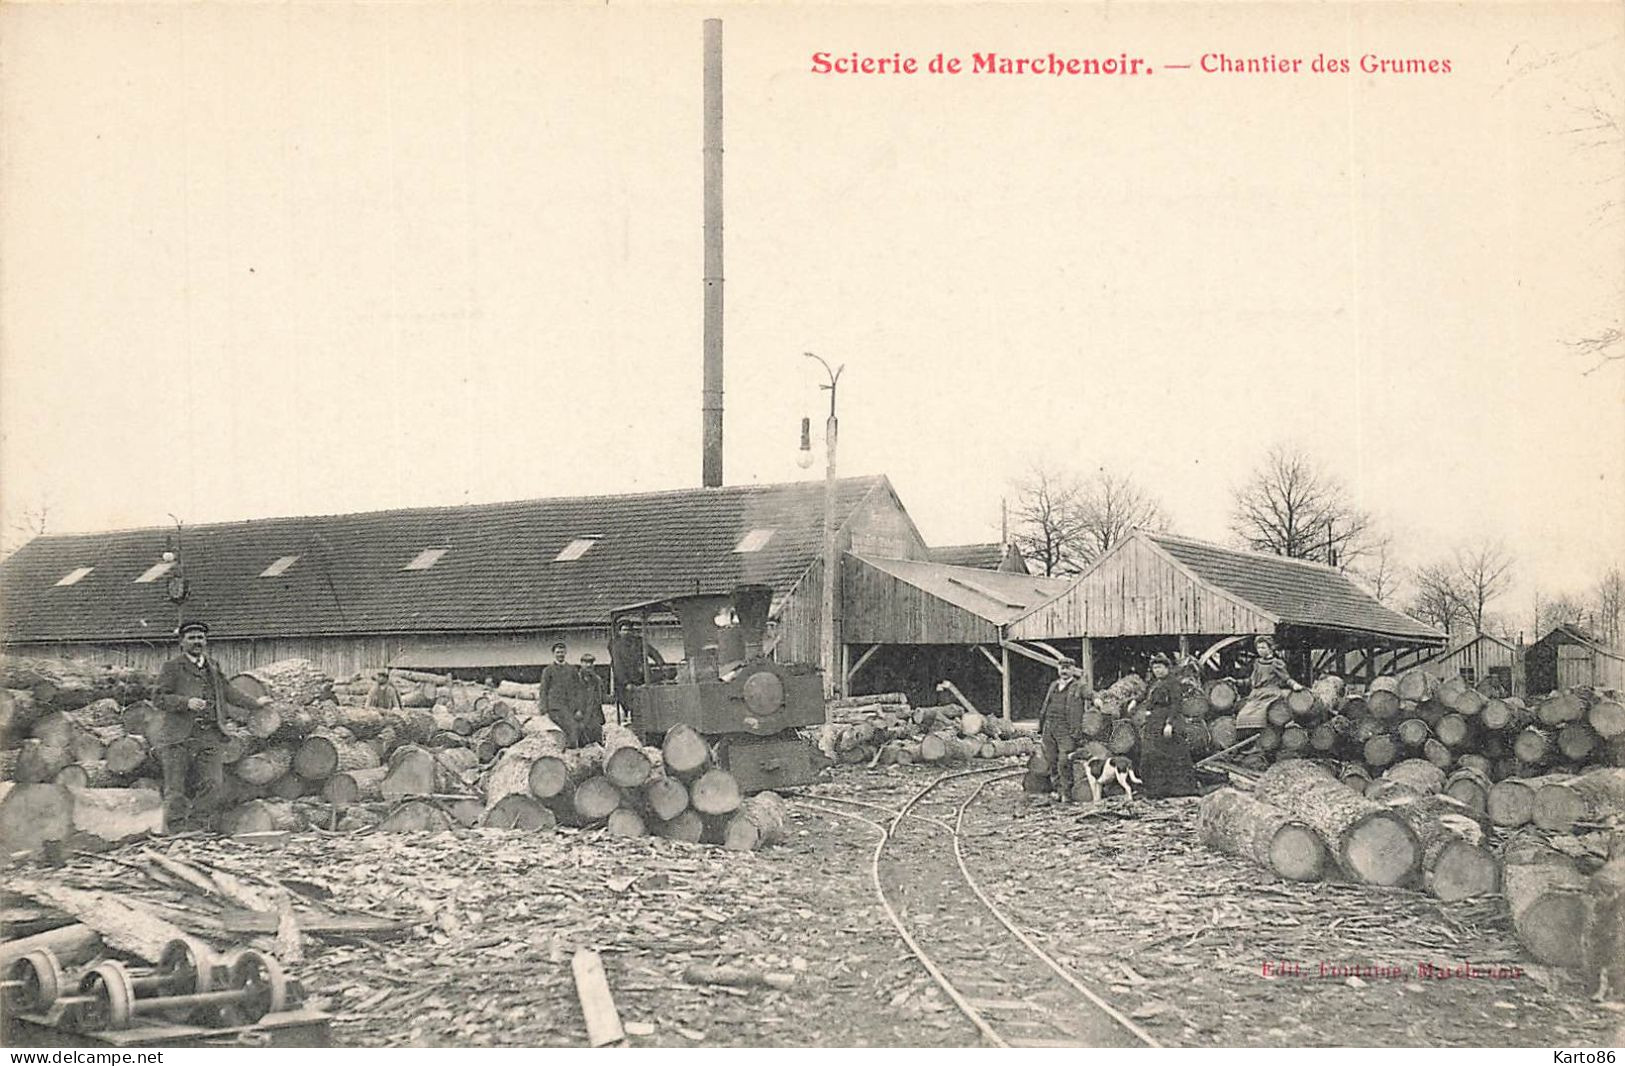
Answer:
1074, 754, 1143, 803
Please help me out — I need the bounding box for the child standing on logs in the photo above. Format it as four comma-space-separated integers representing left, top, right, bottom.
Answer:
1038, 660, 1088, 802
1138, 652, 1200, 798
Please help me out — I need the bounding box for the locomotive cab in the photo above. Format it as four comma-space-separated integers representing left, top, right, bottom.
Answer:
612, 584, 828, 792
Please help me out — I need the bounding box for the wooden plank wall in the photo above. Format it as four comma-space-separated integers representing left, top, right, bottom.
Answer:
772, 558, 823, 667
1011, 537, 1275, 639
841, 558, 999, 645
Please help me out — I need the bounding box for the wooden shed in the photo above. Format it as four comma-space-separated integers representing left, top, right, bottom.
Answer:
1009, 530, 1446, 689
1415, 632, 1520, 695
1524, 623, 1625, 694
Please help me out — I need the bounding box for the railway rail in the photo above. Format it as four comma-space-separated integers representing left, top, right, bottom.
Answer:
797, 766, 1160, 1048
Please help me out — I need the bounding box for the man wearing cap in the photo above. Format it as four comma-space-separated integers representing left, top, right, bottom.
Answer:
576, 653, 607, 746
1037, 660, 1088, 802
153, 622, 273, 821
539, 641, 583, 747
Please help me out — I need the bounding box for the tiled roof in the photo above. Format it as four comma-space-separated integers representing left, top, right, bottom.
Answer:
929, 544, 1004, 569
856, 555, 1074, 627
1147, 532, 1445, 643
0, 477, 890, 642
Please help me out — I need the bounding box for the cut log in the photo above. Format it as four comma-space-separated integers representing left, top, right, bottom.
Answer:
1443, 766, 1493, 813
1382, 759, 1446, 796
653, 808, 705, 842
960, 711, 987, 737
229, 659, 333, 707
1252, 760, 1421, 887
1209, 716, 1237, 751
1362, 733, 1399, 769
1512, 726, 1555, 767
1279, 725, 1309, 753
918, 733, 949, 763
235, 746, 295, 786
377, 800, 453, 832
1206, 679, 1239, 712
644, 775, 690, 822
603, 744, 656, 790
267, 772, 310, 800
1422, 739, 1455, 770
1531, 768, 1625, 833
1488, 773, 1573, 828
1107, 719, 1138, 755
661, 723, 712, 780
1286, 688, 1320, 719
294, 728, 381, 780
1556, 721, 1599, 762
689, 768, 743, 816
1367, 681, 1402, 720
484, 745, 543, 811
724, 791, 787, 851
606, 807, 648, 838
0, 923, 103, 972
572, 776, 625, 823
380, 745, 447, 798
1397, 668, 1436, 702
323, 765, 389, 805
1588, 696, 1625, 740
1450, 687, 1487, 717
1480, 697, 1533, 732
1266, 697, 1295, 728
529, 745, 600, 800
1435, 714, 1472, 748
1338, 764, 1373, 795
1536, 691, 1587, 727
1584, 858, 1625, 999
1256, 726, 1282, 754
485, 794, 558, 831
1378, 793, 1498, 900
1396, 718, 1431, 748
218, 798, 303, 834
0, 878, 185, 963
1502, 832, 1590, 966
1195, 788, 1327, 881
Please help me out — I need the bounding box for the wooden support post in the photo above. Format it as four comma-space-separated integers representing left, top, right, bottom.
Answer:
839, 643, 850, 700
1001, 644, 1012, 721
1178, 635, 1191, 660
844, 643, 881, 688
1079, 638, 1095, 691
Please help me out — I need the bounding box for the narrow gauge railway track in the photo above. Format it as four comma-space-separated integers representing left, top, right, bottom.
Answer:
797, 768, 1160, 1048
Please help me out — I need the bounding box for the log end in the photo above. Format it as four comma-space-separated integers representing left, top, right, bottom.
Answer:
1341, 811, 1422, 887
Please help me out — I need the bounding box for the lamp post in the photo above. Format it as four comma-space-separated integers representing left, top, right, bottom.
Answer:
800, 352, 843, 699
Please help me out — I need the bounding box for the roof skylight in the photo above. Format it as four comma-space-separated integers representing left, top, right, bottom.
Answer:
403, 548, 448, 571
260, 555, 299, 578
733, 529, 776, 553
134, 561, 177, 584
54, 566, 94, 587
554, 538, 599, 562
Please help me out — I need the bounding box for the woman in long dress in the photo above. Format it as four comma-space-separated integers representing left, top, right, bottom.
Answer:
1138, 653, 1200, 798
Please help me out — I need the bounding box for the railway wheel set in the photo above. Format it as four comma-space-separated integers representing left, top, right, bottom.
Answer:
2, 936, 288, 1033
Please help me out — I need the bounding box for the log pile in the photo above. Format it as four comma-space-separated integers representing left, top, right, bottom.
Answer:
820, 691, 1039, 767
3, 656, 786, 854
1205, 671, 1623, 800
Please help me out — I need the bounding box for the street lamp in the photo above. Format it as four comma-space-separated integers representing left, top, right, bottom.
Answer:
803, 352, 843, 699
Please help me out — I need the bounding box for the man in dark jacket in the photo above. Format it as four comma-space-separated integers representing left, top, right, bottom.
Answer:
1038, 660, 1088, 802
153, 622, 272, 821
576, 653, 607, 746
539, 641, 583, 747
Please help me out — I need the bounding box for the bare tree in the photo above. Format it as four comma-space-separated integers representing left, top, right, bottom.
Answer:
1593, 566, 1623, 646
1, 497, 51, 560
1408, 562, 1469, 637
1538, 591, 1593, 634
1074, 469, 1168, 566
1352, 533, 1402, 605
1229, 443, 1373, 568
1008, 465, 1088, 576
1454, 539, 1515, 633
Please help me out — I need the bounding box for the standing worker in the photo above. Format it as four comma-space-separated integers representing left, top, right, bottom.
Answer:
539, 640, 583, 747
576, 652, 606, 746
153, 622, 272, 823
1138, 652, 1200, 798
1037, 660, 1087, 802
364, 669, 401, 710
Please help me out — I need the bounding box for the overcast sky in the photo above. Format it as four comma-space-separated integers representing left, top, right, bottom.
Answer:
2, 2, 1621, 629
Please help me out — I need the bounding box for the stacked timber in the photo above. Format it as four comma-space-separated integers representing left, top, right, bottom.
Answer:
1209, 672, 1623, 801
823, 691, 1037, 767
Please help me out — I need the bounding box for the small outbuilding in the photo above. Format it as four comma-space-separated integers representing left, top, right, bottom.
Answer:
1524, 623, 1625, 694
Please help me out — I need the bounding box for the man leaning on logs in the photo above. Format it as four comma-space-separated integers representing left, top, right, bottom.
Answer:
1038, 660, 1089, 802
153, 621, 272, 823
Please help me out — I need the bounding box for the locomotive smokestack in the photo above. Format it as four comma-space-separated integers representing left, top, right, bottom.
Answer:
701, 18, 724, 488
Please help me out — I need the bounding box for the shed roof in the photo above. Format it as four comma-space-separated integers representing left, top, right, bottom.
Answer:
855, 555, 1073, 627
1145, 533, 1444, 643
0, 476, 893, 642
1536, 623, 1625, 661
929, 543, 1028, 573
